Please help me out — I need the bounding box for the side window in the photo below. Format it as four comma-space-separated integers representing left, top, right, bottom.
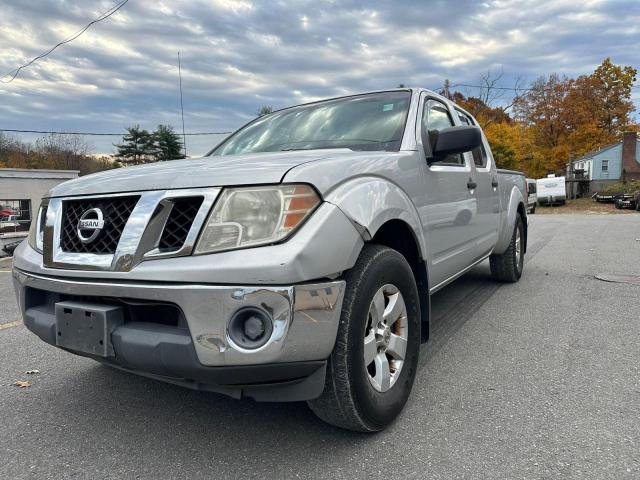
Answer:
422, 101, 464, 166
456, 109, 488, 168
458, 113, 471, 125
474, 143, 489, 168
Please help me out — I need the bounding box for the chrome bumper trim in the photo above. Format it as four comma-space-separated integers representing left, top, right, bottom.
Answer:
13, 268, 345, 367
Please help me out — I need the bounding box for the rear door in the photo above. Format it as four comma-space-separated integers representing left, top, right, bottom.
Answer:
456, 110, 500, 256
417, 97, 479, 289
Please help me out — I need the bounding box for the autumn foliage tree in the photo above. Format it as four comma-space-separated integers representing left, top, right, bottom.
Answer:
0, 132, 119, 175
450, 58, 638, 178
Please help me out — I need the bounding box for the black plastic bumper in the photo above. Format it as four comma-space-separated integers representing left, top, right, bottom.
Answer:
23, 305, 326, 402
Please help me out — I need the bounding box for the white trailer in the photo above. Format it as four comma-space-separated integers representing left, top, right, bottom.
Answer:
537, 175, 566, 205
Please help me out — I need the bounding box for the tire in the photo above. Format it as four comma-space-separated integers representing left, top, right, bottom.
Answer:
615, 199, 622, 209
490, 214, 524, 283
307, 244, 421, 432
530, 205, 536, 214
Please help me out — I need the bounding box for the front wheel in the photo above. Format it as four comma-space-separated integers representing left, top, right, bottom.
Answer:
490, 215, 524, 282
308, 245, 421, 432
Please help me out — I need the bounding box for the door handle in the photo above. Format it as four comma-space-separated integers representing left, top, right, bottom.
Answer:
491, 178, 499, 188
467, 181, 477, 190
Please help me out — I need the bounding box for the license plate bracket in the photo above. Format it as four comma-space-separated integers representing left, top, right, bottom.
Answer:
55, 301, 124, 357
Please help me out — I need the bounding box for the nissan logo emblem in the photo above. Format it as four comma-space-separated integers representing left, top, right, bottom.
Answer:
77, 208, 105, 243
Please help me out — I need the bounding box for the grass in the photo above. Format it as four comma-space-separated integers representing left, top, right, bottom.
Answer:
599, 180, 640, 195
534, 197, 636, 215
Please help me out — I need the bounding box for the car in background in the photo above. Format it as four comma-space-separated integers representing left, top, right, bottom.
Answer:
0, 214, 28, 257
537, 175, 566, 205
526, 178, 537, 213
2, 238, 22, 256
0, 206, 17, 220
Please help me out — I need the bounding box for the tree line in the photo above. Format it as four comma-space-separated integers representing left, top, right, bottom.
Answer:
0, 133, 118, 175
443, 58, 638, 178
0, 124, 187, 173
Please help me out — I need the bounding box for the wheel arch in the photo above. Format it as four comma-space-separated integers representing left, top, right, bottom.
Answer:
494, 185, 527, 254
517, 201, 528, 254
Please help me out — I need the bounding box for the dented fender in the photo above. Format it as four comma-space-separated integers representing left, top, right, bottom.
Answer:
323, 176, 428, 260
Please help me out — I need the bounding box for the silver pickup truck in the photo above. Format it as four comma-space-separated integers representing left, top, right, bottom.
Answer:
12, 89, 527, 432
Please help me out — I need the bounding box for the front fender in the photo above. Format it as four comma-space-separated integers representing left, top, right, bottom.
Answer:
324, 176, 428, 260
493, 185, 525, 255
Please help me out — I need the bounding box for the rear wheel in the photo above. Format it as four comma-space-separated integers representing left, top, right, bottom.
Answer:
308, 245, 420, 432
490, 215, 524, 282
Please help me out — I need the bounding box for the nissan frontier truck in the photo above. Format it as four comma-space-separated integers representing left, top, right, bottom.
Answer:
13, 88, 527, 431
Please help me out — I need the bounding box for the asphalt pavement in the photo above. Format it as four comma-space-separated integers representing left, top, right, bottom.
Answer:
1, 214, 639, 479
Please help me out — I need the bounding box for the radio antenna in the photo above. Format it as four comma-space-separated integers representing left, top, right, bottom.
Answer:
178, 51, 187, 157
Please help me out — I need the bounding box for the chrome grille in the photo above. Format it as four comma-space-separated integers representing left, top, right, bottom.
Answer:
43, 188, 219, 272
158, 197, 204, 252
60, 196, 139, 254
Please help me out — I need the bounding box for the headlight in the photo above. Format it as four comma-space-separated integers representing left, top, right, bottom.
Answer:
194, 184, 320, 254
27, 204, 45, 253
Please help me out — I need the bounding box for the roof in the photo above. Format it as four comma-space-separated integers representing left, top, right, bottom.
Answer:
570, 139, 640, 164
0, 168, 79, 180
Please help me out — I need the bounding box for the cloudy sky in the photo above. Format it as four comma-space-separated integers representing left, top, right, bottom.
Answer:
1, 0, 639, 155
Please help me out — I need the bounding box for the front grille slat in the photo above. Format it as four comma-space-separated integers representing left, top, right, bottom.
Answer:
60, 196, 139, 254
158, 197, 204, 252
39, 205, 48, 233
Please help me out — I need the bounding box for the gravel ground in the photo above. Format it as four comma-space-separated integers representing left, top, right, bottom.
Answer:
1, 214, 639, 479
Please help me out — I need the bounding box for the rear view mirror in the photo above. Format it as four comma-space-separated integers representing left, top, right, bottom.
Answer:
430, 126, 482, 162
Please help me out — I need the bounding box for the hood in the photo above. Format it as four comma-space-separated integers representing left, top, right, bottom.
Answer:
47, 149, 351, 197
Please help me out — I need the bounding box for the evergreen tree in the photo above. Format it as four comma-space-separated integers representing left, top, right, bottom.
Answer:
114, 125, 155, 165
153, 125, 185, 161
256, 105, 273, 116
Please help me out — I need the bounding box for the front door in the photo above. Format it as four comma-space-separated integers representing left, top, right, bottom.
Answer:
417, 98, 479, 289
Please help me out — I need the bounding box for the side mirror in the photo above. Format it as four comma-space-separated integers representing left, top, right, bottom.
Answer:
430, 125, 482, 162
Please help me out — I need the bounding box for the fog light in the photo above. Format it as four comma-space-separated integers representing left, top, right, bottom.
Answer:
228, 307, 273, 350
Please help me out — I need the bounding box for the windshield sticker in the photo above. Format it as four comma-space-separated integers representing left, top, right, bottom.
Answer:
382, 104, 394, 112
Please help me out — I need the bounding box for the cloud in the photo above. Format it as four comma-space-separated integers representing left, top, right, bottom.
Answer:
0, 0, 638, 154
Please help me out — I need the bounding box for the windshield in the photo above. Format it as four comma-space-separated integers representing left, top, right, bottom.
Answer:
210, 91, 411, 156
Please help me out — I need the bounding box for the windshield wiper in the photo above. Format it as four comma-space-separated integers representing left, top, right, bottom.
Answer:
279, 146, 353, 152
275, 138, 396, 152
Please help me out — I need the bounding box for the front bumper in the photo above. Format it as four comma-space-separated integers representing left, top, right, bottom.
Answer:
13, 268, 345, 400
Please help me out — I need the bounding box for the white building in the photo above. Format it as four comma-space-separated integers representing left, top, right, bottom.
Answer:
1, 168, 79, 253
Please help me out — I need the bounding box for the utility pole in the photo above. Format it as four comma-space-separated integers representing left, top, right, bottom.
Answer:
178, 51, 187, 157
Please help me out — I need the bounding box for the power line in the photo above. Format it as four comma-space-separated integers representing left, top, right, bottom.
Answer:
0, 0, 129, 83
0, 128, 232, 136
442, 82, 640, 93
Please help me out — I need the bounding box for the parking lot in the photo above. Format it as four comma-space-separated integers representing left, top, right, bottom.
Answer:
1, 214, 639, 479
